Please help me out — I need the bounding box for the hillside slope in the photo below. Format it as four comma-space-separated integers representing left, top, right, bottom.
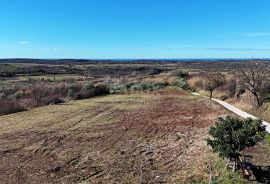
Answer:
0, 91, 229, 183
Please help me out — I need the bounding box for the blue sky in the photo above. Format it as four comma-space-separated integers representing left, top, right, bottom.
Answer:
0, 0, 270, 59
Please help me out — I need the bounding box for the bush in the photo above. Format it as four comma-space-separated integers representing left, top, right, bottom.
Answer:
130, 82, 154, 91
171, 69, 189, 78
147, 68, 163, 75
48, 84, 69, 97
265, 133, 270, 145
74, 89, 96, 100
109, 84, 128, 93
82, 82, 94, 91
67, 84, 82, 97
29, 82, 49, 107
227, 79, 237, 97
67, 88, 76, 98
110, 82, 167, 93
153, 82, 167, 90
130, 84, 142, 91
0, 92, 6, 99
172, 77, 189, 90
8, 91, 22, 100
42, 97, 64, 105
220, 95, 228, 101
207, 116, 266, 172
0, 100, 25, 115
95, 84, 110, 96
74, 84, 109, 100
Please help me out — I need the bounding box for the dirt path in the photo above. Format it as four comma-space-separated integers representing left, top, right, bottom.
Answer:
192, 93, 270, 133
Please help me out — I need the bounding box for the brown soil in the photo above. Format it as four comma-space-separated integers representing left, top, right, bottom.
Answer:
0, 92, 229, 184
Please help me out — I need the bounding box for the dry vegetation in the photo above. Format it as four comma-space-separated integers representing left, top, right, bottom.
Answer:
1, 59, 270, 183
0, 90, 230, 183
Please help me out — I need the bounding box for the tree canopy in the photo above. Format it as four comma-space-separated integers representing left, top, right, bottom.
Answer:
238, 62, 270, 107
207, 116, 266, 171
203, 73, 225, 99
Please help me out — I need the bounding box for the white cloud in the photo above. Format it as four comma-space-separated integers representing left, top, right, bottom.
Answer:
18, 41, 31, 44
244, 32, 270, 37
165, 46, 270, 52
205, 47, 270, 51
40, 48, 60, 52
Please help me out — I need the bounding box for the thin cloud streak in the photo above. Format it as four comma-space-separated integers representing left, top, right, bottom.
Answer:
206, 47, 270, 51
165, 47, 270, 52
244, 33, 270, 37
40, 48, 60, 52
18, 41, 31, 44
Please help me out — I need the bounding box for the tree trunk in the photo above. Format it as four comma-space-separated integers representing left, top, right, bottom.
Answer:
237, 157, 243, 172
254, 93, 261, 107
232, 157, 241, 172
232, 159, 236, 172
208, 165, 212, 184
210, 90, 213, 99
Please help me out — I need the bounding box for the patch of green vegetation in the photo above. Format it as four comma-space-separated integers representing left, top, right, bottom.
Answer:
109, 79, 195, 94
265, 133, 270, 145
191, 159, 247, 184
0, 81, 13, 90
211, 159, 247, 184
0, 64, 18, 72
17, 74, 82, 81
172, 77, 189, 90
109, 81, 168, 93
171, 69, 189, 78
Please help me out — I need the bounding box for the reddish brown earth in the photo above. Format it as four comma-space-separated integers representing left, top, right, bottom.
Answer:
0, 91, 229, 183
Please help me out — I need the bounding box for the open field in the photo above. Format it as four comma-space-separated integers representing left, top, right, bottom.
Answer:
0, 90, 231, 183
1, 60, 270, 183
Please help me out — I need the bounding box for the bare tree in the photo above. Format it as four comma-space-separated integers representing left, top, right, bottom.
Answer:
238, 62, 270, 107
226, 80, 236, 98
203, 73, 225, 99
31, 82, 48, 106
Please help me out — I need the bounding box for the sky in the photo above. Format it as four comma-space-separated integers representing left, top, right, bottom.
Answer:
0, 0, 270, 59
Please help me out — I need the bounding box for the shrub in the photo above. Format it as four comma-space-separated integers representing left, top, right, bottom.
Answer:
30, 83, 48, 107
8, 91, 22, 100
265, 133, 270, 145
42, 97, 64, 105
109, 84, 128, 93
74, 88, 96, 100
48, 84, 69, 97
82, 82, 94, 91
67, 88, 76, 98
171, 69, 189, 78
153, 82, 167, 90
172, 77, 189, 90
74, 84, 109, 100
227, 79, 237, 97
0, 92, 6, 99
67, 84, 83, 97
220, 95, 228, 101
148, 68, 163, 75
0, 100, 25, 115
74, 93, 83, 100
95, 84, 110, 96
110, 82, 167, 93
207, 116, 266, 172
130, 82, 154, 91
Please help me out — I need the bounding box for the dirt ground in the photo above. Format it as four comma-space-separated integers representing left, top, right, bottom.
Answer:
0, 90, 230, 184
